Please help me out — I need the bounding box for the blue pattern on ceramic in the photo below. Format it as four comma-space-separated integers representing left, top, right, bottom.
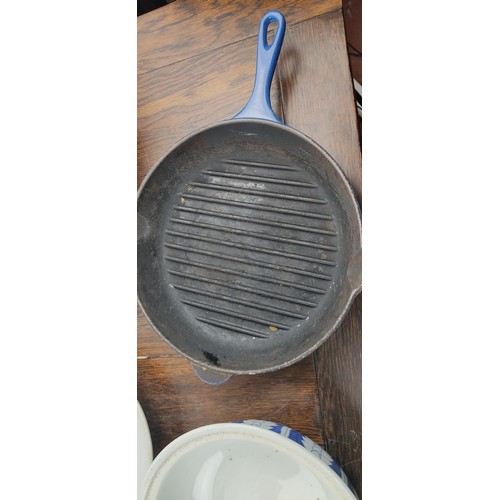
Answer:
235, 419, 358, 499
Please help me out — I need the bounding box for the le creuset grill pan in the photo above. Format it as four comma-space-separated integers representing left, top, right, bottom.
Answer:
137, 10, 361, 383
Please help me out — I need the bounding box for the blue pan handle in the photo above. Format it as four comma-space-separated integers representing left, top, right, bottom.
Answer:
233, 10, 286, 123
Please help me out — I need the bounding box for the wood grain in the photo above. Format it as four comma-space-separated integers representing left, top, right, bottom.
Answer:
138, 0, 342, 74
137, 37, 282, 186
314, 295, 362, 494
343, 0, 362, 85
138, 356, 323, 457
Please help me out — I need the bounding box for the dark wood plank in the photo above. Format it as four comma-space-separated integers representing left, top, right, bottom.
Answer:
138, 0, 342, 74
276, 10, 362, 496
314, 295, 362, 495
343, 0, 362, 85
138, 356, 324, 457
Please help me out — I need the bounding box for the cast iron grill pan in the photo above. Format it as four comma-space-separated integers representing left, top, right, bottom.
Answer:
138, 120, 359, 374
164, 156, 338, 340
137, 11, 361, 377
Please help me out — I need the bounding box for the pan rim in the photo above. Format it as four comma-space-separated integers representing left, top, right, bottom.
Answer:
137, 118, 362, 375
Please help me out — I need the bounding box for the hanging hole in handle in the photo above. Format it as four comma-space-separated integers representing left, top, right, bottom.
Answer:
266, 21, 277, 46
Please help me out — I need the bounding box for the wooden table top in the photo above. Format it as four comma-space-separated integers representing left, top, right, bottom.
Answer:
138, 0, 362, 495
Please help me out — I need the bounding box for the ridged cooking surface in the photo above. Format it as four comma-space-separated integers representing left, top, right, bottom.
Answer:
163, 159, 338, 339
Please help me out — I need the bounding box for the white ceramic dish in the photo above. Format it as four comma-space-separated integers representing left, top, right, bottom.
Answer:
142, 422, 357, 500
138, 401, 153, 499
235, 419, 357, 497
